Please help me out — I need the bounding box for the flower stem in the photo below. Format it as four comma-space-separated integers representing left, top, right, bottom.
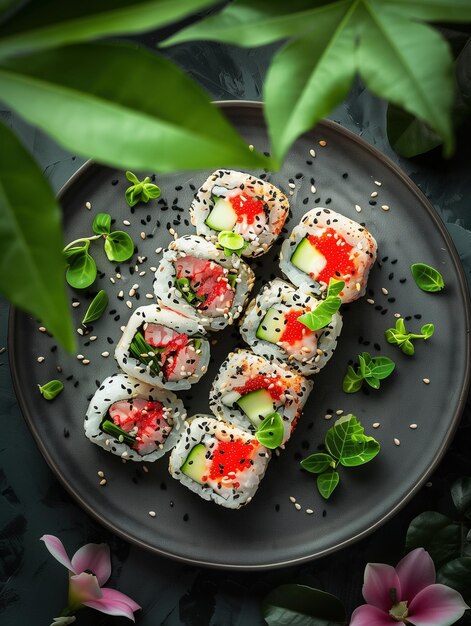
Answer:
63, 235, 102, 252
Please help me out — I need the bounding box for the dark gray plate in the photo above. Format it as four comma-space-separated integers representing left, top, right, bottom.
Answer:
9, 102, 471, 569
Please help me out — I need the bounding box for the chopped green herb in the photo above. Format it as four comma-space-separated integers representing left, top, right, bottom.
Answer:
385, 318, 434, 355
129, 331, 161, 377
38, 379, 64, 401
82, 290, 108, 326
125, 170, 161, 207
227, 273, 237, 289
176, 277, 206, 305
411, 263, 444, 292
101, 419, 135, 447
255, 411, 284, 449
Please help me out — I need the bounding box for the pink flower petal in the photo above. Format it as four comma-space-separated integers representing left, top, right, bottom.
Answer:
363, 563, 401, 611
40, 535, 74, 572
396, 548, 436, 602
83, 587, 141, 621
350, 604, 396, 626
408, 583, 469, 626
69, 572, 103, 604
71, 543, 111, 585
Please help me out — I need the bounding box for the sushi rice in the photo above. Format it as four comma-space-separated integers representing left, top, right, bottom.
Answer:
153, 235, 255, 331
85, 373, 186, 462
168, 415, 271, 509
240, 278, 343, 376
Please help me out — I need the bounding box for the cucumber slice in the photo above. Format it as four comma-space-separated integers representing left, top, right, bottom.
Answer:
236, 389, 274, 427
181, 443, 207, 484
256, 307, 284, 343
205, 197, 238, 232
291, 237, 326, 277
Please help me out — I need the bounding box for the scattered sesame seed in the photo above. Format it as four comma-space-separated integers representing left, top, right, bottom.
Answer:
355, 204, 362, 213
123, 219, 131, 226
394, 313, 401, 318
85, 201, 92, 210
374, 181, 382, 186
97, 470, 104, 477
140, 232, 146, 240
101, 351, 110, 358
169, 228, 175, 235
288, 182, 296, 189
72, 301, 80, 308
335, 409, 343, 415
319, 140, 327, 147
39, 326, 47, 333
139, 271, 146, 277
155, 247, 163, 254
82, 359, 90, 365
110, 277, 116, 284
37, 356, 45, 363
324, 414, 333, 420
89, 336, 97, 342
99, 479, 107, 486
371, 191, 378, 198
77, 354, 84, 360
294, 503, 302, 510
394, 438, 401, 446
289, 496, 296, 503
149, 511, 156, 517
129, 288, 135, 297
126, 301, 133, 309
372, 422, 380, 428
381, 287, 389, 295
306, 509, 314, 515
423, 378, 430, 384
367, 298, 375, 305
146, 293, 154, 299
309, 148, 316, 157
143, 465, 149, 473
409, 424, 418, 429
311, 185, 316, 193
382, 205, 390, 211
77, 328, 84, 336
150, 266, 157, 272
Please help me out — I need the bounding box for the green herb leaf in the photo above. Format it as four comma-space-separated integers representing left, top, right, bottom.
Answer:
218, 230, 245, 251
0, 42, 270, 174
384, 318, 434, 355
411, 263, 445, 292
364, 376, 380, 390
82, 290, 108, 326
0, 119, 75, 351
367, 356, 396, 380
317, 469, 340, 500
65, 248, 97, 289
262, 584, 346, 626
125, 171, 161, 207
129, 331, 161, 377
92, 212, 111, 235
301, 453, 335, 474
298, 296, 341, 331
101, 419, 135, 447
342, 365, 363, 394
402, 339, 415, 356
38, 379, 64, 401
104, 230, 134, 262
325, 414, 380, 468
326, 278, 345, 299
420, 323, 435, 339
255, 412, 284, 449
0, 0, 220, 59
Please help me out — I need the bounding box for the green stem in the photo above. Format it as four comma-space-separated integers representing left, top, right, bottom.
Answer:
63, 234, 102, 252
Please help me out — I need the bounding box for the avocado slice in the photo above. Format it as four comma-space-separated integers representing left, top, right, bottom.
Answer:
256, 307, 284, 344
181, 443, 207, 484
205, 197, 238, 232
236, 389, 275, 427
291, 237, 326, 277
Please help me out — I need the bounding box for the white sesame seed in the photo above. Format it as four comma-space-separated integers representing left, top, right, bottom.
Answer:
37, 356, 45, 363
169, 228, 175, 235
101, 351, 110, 358
356, 282, 361, 291
289, 496, 296, 503
335, 409, 343, 415
143, 465, 149, 473
324, 413, 333, 420
118, 290, 124, 298
381, 287, 389, 295
77, 354, 84, 360
306, 509, 314, 515
123, 219, 131, 226
371, 191, 378, 198
82, 359, 90, 365
382, 205, 390, 211
126, 301, 133, 309
367, 298, 375, 305
294, 503, 302, 510
110, 277, 115, 284
39, 326, 47, 333
120, 326, 126, 332
394, 438, 401, 446
148, 510, 156, 518
372, 422, 380, 428
319, 140, 327, 147
288, 182, 296, 189
99, 479, 107, 486
77, 328, 84, 336
374, 180, 382, 186
139, 271, 146, 277
132, 283, 139, 290
423, 378, 430, 384
85, 201, 92, 210
155, 247, 162, 254
72, 301, 80, 308
140, 232, 146, 240
129, 288, 135, 297
394, 313, 401, 318
150, 266, 157, 272
89, 336, 97, 342
311, 185, 316, 194
309, 148, 316, 157
289, 190, 294, 196
121, 451, 128, 458
355, 204, 362, 213
248, 144, 254, 151
409, 424, 418, 429
146, 293, 154, 299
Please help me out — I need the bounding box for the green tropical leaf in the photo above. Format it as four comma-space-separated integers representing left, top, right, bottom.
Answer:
451, 477, 471, 520
162, 0, 350, 48
406, 511, 462, 567
386, 104, 443, 158
379, 0, 471, 22
437, 557, 471, 605
262, 584, 346, 626
0, 0, 218, 58
0, 119, 75, 351
357, 7, 454, 155
0, 42, 270, 173
317, 470, 340, 500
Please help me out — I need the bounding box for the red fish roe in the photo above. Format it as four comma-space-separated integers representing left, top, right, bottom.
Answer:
230, 193, 265, 225
307, 227, 354, 284
207, 438, 256, 480
235, 374, 284, 400
280, 309, 314, 344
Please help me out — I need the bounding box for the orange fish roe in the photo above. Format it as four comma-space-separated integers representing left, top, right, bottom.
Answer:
280, 309, 314, 344
207, 438, 256, 480
307, 227, 354, 284
235, 374, 284, 400
230, 193, 265, 225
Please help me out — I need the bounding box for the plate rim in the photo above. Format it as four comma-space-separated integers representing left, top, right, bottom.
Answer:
8, 100, 471, 570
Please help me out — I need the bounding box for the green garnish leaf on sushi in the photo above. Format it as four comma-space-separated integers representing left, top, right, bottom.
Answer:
92, 212, 111, 235
217, 230, 249, 257
38, 379, 64, 401
302, 415, 380, 499
298, 278, 344, 331
385, 318, 435, 356
326, 278, 345, 299
411, 263, 444, 292
176, 277, 206, 305
82, 289, 109, 326
101, 419, 135, 447
129, 331, 161, 376
104, 230, 134, 262
342, 352, 395, 393
255, 411, 284, 449
125, 171, 161, 207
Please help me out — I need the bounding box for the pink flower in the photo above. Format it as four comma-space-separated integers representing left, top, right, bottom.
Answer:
41, 534, 141, 624
351, 548, 469, 626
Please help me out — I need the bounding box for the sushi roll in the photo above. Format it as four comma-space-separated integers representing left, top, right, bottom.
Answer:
190, 169, 289, 257
240, 279, 343, 376
153, 235, 255, 331
209, 349, 313, 446
280, 208, 377, 303
169, 415, 270, 508
115, 305, 210, 390
85, 373, 186, 462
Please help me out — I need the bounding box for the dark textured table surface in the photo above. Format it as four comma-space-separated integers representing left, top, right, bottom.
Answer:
1, 33, 470, 626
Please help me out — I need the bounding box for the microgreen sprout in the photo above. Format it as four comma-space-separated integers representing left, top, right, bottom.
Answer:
385, 318, 434, 355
